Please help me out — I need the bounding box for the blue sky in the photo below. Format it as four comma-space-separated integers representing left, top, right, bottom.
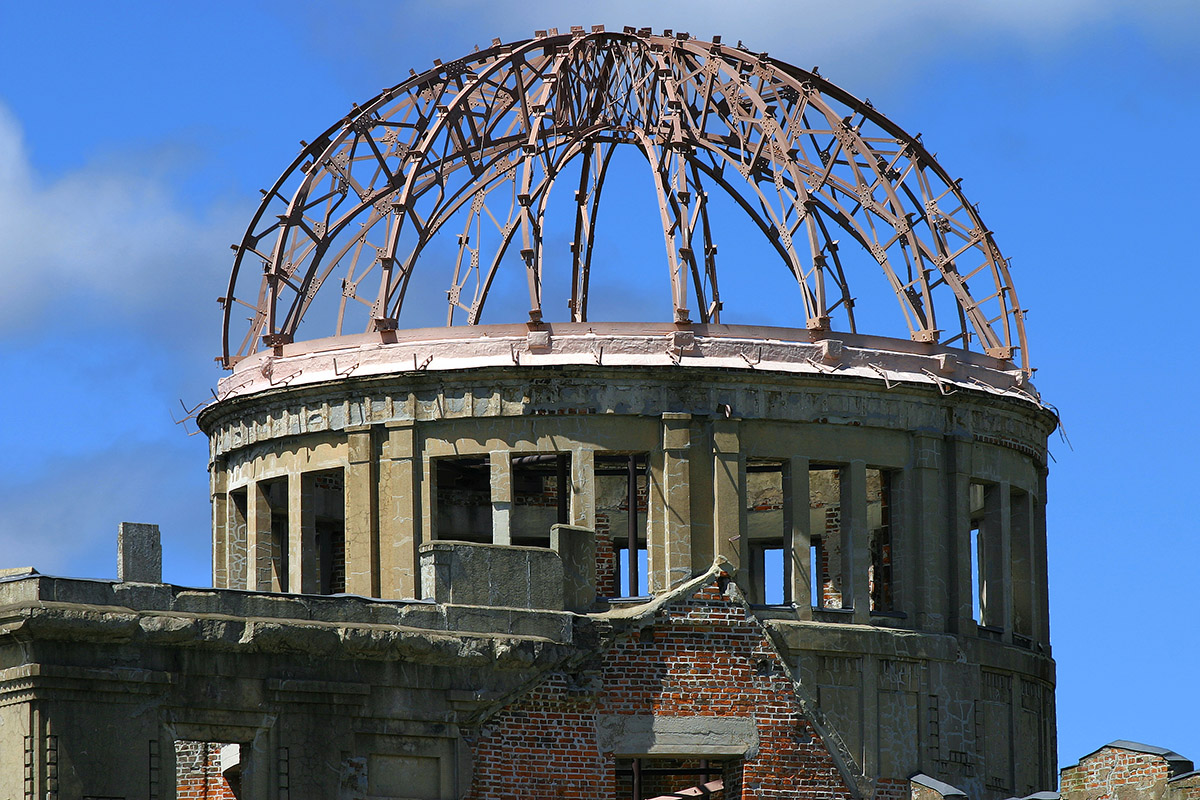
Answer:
1, 0, 1197, 774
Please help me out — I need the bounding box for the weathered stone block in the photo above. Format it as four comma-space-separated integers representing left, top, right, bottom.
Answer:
551, 524, 595, 612
117, 522, 162, 583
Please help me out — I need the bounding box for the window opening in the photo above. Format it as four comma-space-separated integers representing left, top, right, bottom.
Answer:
594, 453, 648, 598
970, 524, 982, 623
615, 757, 730, 800
174, 740, 241, 799
811, 537, 824, 609
313, 469, 345, 595
809, 465, 842, 609
261, 477, 289, 592
746, 459, 788, 605
969, 481, 1002, 630
434, 457, 491, 543
867, 468, 894, 612
511, 453, 570, 547
228, 487, 248, 589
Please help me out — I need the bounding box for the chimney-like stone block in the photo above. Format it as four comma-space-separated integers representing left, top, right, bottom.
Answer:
117, 522, 162, 583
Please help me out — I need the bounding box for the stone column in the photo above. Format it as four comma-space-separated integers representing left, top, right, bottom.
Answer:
712, 418, 744, 572
660, 413, 693, 590
646, 448, 666, 593
570, 447, 595, 531
248, 480, 273, 591
1009, 487, 1034, 642
1033, 469, 1051, 649
379, 422, 420, 599
785, 456, 812, 620
490, 449, 512, 545
908, 433, 947, 632
344, 426, 379, 597
841, 459, 870, 623
288, 471, 318, 594
947, 436, 976, 635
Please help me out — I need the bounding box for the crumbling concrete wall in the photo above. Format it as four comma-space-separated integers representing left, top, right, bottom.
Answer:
0, 575, 576, 799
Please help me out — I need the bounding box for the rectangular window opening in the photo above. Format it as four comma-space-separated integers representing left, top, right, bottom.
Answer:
969, 481, 996, 629
809, 465, 842, 609
228, 487, 249, 589
970, 525, 982, 622
261, 477, 289, 592
811, 536, 824, 609
746, 459, 788, 606
511, 453, 570, 548
595, 453, 648, 598
313, 468, 345, 595
434, 457, 492, 544
615, 757, 735, 800
174, 740, 241, 799
867, 468, 894, 613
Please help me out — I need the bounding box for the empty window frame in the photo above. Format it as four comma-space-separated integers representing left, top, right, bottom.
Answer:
228, 487, 249, 589
615, 758, 731, 800
595, 453, 649, 598
867, 468, 895, 613
746, 459, 788, 606
809, 465, 842, 609
810, 535, 825, 608
174, 740, 242, 798
434, 457, 492, 544
260, 477, 289, 592
969, 481, 1005, 631
312, 469, 346, 595
510, 453, 570, 547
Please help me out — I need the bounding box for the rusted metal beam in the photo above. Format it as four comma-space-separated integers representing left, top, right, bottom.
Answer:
224, 30, 1029, 376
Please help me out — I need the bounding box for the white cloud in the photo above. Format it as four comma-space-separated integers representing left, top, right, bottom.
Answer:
290, 0, 1199, 94
0, 103, 239, 343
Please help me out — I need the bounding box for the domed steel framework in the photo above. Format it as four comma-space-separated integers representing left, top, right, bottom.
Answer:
222, 26, 1029, 373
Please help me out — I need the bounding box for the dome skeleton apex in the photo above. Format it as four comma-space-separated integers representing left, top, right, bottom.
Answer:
222, 30, 1029, 375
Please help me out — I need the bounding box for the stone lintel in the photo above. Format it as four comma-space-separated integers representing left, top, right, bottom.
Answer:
596, 714, 759, 757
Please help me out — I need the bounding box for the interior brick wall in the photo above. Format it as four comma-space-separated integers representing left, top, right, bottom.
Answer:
175, 741, 238, 800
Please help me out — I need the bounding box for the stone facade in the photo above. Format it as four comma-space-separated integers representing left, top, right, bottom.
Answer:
0, 325, 1061, 798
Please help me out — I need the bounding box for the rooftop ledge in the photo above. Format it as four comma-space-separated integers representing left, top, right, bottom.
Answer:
217, 322, 1040, 406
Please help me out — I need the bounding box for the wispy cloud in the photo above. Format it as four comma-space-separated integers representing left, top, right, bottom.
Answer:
282, 0, 1200, 93
0, 103, 239, 357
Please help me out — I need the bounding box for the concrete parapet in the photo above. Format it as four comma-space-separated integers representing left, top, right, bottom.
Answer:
420, 541, 564, 610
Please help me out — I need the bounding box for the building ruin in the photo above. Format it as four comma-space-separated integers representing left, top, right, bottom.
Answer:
0, 28, 1059, 800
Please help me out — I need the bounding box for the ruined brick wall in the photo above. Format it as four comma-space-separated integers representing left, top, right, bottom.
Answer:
1060, 748, 1173, 800
175, 741, 238, 800
463, 578, 856, 799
